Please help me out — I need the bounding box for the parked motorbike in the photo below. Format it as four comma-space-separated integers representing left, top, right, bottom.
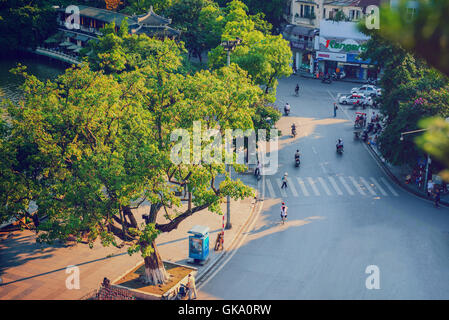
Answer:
321, 77, 332, 84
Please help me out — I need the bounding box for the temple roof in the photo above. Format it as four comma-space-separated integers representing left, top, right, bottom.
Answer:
134, 6, 171, 26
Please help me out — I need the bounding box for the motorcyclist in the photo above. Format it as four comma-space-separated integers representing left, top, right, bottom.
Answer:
295, 149, 300, 161
284, 103, 291, 115
295, 84, 299, 95
291, 123, 297, 136
336, 138, 344, 151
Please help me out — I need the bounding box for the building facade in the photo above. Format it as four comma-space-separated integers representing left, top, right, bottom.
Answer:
42, 5, 180, 58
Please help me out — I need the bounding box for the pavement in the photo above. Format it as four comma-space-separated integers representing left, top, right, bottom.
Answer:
0, 183, 259, 300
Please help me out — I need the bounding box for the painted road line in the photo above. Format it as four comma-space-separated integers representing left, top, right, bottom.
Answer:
307, 177, 320, 196
349, 176, 366, 195
380, 177, 399, 197
297, 177, 310, 196
370, 177, 388, 196
289, 178, 299, 197
360, 177, 377, 196
276, 179, 288, 198
328, 177, 343, 195
339, 176, 355, 195
265, 179, 277, 198
318, 177, 332, 196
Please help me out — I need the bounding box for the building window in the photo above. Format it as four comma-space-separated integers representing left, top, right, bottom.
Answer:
349, 10, 360, 20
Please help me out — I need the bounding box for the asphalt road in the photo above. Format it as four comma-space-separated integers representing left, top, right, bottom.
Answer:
198, 76, 449, 300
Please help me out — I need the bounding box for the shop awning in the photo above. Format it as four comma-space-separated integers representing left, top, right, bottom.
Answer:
59, 41, 72, 47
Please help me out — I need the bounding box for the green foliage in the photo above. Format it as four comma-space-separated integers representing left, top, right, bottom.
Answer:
361, 33, 449, 166
0, 0, 57, 53
120, 0, 173, 15
208, 0, 292, 97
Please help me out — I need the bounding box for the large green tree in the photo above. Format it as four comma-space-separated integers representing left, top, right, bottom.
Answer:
208, 0, 292, 97
1, 34, 264, 284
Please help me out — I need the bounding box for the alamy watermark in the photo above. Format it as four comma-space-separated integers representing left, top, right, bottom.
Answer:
66, 265, 80, 289
365, 265, 380, 289
170, 121, 279, 175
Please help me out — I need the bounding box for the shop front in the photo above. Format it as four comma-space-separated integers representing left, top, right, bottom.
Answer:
283, 25, 318, 74
315, 20, 377, 80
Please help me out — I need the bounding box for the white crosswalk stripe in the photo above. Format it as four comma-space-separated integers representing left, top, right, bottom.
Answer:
318, 177, 332, 196
276, 179, 288, 198
262, 176, 400, 198
360, 177, 377, 196
339, 176, 355, 195
380, 177, 399, 196
307, 177, 320, 196
265, 179, 276, 198
328, 176, 343, 195
349, 176, 366, 195
289, 178, 299, 197
370, 177, 388, 196
296, 177, 310, 196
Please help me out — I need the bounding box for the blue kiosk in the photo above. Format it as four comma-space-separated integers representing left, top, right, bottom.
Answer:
188, 225, 210, 266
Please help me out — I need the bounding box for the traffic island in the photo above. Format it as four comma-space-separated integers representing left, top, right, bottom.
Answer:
109, 261, 197, 300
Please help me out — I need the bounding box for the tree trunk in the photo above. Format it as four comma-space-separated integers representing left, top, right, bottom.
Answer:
143, 241, 170, 285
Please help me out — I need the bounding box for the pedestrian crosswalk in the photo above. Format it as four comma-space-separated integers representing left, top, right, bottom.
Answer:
260, 176, 400, 198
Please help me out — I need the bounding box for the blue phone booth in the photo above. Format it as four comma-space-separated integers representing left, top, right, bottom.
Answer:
188, 225, 210, 265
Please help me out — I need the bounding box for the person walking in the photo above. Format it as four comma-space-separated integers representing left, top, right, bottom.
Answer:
427, 179, 434, 197
434, 188, 441, 208
186, 274, 198, 300
333, 103, 338, 117
281, 172, 288, 189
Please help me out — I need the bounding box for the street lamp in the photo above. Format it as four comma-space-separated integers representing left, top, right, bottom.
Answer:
221, 37, 242, 230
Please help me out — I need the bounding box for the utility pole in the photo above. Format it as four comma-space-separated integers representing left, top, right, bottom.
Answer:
221, 38, 242, 230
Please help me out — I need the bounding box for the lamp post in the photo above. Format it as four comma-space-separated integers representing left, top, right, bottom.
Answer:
221, 37, 242, 230
400, 128, 429, 191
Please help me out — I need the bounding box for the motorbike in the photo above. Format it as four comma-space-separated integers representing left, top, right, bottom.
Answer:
336, 144, 344, 154
362, 130, 369, 142
331, 71, 346, 81
295, 156, 300, 167
321, 77, 332, 84
291, 127, 297, 137
284, 107, 290, 116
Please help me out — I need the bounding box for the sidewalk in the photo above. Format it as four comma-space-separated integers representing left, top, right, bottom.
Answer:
0, 188, 259, 300
366, 139, 449, 206
296, 70, 368, 84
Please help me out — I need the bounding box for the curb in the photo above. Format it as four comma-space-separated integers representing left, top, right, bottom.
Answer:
365, 142, 449, 207
196, 190, 261, 285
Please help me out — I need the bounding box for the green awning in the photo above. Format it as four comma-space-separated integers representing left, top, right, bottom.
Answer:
67, 45, 80, 50
59, 41, 72, 47
75, 34, 89, 42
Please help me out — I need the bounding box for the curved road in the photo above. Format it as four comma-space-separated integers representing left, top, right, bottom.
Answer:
198, 77, 449, 299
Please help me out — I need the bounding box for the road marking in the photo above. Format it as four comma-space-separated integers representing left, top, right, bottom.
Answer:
319, 163, 328, 175
349, 176, 366, 195
339, 176, 354, 195
276, 179, 288, 198
312, 146, 318, 154
370, 177, 388, 196
380, 177, 399, 197
296, 177, 310, 196
307, 177, 320, 196
265, 179, 276, 198
360, 177, 377, 196
289, 178, 299, 197
318, 177, 332, 196
328, 177, 343, 195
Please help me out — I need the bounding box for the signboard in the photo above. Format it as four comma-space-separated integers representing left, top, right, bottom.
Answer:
346, 53, 371, 64
319, 37, 367, 55
316, 51, 347, 62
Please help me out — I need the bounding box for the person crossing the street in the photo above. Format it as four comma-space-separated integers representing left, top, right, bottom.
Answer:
281, 172, 288, 189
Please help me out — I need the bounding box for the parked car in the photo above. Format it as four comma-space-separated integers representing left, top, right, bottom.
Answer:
339, 94, 366, 105
351, 85, 379, 97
